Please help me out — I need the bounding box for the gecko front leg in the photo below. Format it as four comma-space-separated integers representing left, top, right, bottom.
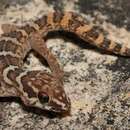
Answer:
29, 32, 64, 81
1, 23, 64, 80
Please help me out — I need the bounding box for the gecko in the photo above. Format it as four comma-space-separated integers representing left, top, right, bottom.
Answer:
0, 11, 130, 114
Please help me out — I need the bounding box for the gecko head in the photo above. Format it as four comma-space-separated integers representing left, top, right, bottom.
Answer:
37, 82, 71, 114
22, 72, 71, 114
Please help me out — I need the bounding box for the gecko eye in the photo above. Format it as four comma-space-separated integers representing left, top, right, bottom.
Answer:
38, 92, 49, 103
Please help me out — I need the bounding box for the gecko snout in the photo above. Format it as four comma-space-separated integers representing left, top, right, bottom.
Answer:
49, 89, 71, 113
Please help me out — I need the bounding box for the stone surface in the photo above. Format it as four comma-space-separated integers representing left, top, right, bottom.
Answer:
0, 0, 130, 129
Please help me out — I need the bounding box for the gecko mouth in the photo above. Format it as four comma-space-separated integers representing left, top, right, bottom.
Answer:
48, 97, 71, 113
49, 105, 71, 114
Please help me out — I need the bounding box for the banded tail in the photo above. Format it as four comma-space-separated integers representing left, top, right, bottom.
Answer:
32, 11, 130, 56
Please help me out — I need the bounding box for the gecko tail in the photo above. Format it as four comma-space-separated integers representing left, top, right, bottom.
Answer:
96, 37, 130, 56
34, 11, 130, 57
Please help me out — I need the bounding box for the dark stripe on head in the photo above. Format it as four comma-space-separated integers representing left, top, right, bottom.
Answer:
26, 71, 40, 78
38, 72, 54, 82
34, 15, 47, 29
50, 100, 63, 110
31, 78, 47, 90
21, 75, 37, 98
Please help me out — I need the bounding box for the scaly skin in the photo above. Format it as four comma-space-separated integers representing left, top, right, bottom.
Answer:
0, 11, 129, 114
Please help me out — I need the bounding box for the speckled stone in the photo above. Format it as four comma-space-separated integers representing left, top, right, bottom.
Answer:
0, 0, 130, 130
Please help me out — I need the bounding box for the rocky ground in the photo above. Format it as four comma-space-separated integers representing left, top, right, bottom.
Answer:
0, 0, 130, 130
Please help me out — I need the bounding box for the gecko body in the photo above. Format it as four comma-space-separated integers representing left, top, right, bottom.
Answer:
0, 11, 130, 114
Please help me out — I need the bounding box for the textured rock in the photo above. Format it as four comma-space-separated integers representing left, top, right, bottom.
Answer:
0, 0, 130, 129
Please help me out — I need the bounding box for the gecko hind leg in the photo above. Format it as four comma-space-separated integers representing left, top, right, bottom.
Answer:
29, 33, 64, 81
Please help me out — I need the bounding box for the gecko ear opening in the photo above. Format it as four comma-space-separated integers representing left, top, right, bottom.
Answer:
38, 92, 49, 103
